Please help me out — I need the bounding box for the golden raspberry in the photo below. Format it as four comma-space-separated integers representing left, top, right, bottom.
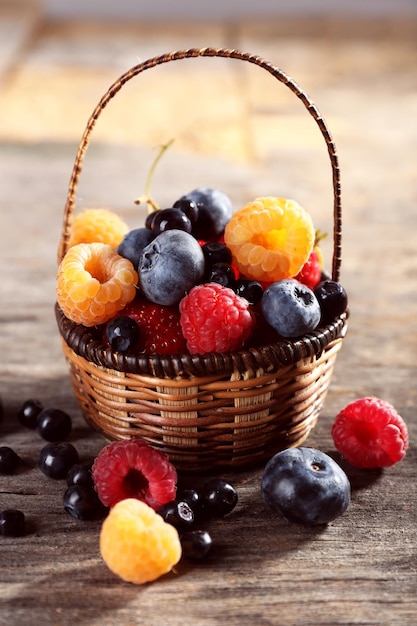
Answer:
57, 243, 138, 326
224, 197, 315, 283
68, 208, 129, 249
100, 498, 182, 584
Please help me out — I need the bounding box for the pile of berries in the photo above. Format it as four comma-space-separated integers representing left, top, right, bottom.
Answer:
57, 186, 349, 356
0, 393, 409, 583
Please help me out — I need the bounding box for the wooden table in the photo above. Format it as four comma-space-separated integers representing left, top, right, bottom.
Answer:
0, 9, 416, 625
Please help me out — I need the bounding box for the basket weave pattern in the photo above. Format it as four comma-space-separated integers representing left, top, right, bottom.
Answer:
56, 48, 347, 471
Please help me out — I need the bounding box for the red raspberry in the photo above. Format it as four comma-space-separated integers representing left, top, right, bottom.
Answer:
92, 438, 177, 509
179, 283, 255, 354
105, 296, 187, 355
295, 248, 322, 290
331, 397, 409, 469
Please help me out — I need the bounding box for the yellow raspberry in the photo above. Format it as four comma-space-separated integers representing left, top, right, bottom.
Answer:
57, 243, 138, 326
68, 208, 129, 249
100, 499, 182, 585
224, 197, 315, 283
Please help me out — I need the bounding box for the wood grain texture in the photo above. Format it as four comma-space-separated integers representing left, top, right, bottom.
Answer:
0, 13, 416, 626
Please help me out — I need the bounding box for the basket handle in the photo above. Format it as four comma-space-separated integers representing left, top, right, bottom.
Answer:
58, 47, 342, 282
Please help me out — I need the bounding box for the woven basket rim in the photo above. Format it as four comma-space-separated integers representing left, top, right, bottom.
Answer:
55, 303, 347, 379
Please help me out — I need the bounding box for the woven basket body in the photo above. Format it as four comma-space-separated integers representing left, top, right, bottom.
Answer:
56, 48, 347, 471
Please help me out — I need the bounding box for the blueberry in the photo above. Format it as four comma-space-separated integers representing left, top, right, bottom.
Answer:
200, 478, 238, 518
158, 500, 195, 531
0, 509, 26, 537
36, 408, 72, 442
181, 529, 213, 560
314, 280, 348, 323
38, 441, 79, 480
18, 398, 43, 429
117, 227, 155, 270
261, 447, 351, 525
261, 279, 321, 338
150, 208, 192, 235
66, 462, 94, 489
0, 446, 21, 474
105, 316, 139, 352
176, 187, 233, 241
139, 229, 205, 305
63, 484, 108, 521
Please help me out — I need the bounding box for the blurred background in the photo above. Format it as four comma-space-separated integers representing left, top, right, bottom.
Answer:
1, 0, 417, 379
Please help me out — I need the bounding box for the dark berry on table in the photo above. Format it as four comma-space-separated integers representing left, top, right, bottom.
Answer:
158, 500, 195, 531
17, 398, 43, 429
314, 280, 348, 323
173, 197, 199, 224
235, 279, 264, 305
261, 447, 351, 525
0, 509, 26, 537
36, 408, 72, 442
200, 478, 238, 518
176, 487, 201, 511
206, 262, 236, 289
181, 529, 213, 560
67, 462, 94, 488
201, 241, 233, 266
38, 441, 80, 480
117, 227, 155, 269
150, 208, 192, 235
63, 484, 108, 521
105, 316, 140, 352
0, 446, 21, 474
176, 187, 233, 241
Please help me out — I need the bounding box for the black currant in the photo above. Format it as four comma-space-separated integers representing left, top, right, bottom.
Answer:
105, 316, 140, 352
63, 485, 108, 521
206, 262, 236, 289
201, 241, 233, 266
314, 280, 348, 323
235, 279, 264, 305
39, 442, 79, 480
18, 398, 43, 429
200, 478, 238, 518
0, 509, 26, 537
66, 462, 94, 489
181, 529, 213, 560
0, 446, 21, 474
151, 208, 192, 235
158, 500, 195, 531
36, 408, 72, 442
173, 197, 199, 224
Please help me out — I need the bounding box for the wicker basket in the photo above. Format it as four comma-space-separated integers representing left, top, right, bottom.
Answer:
56, 48, 348, 472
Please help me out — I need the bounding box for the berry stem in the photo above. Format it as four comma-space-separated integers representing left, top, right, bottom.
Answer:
134, 138, 175, 214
